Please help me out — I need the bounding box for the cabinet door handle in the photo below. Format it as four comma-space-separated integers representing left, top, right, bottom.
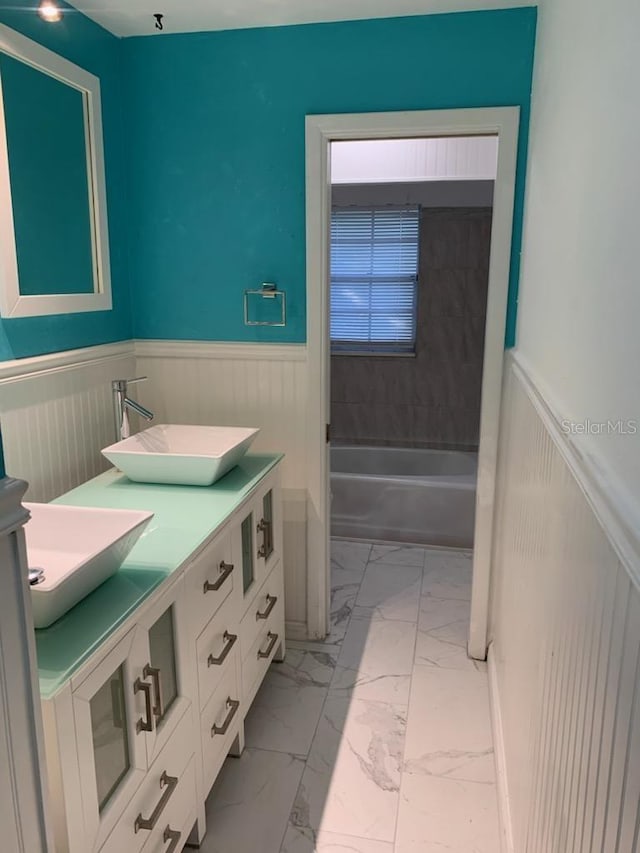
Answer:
211, 697, 240, 737
163, 826, 181, 853
256, 593, 277, 621
257, 518, 273, 559
203, 560, 234, 594
207, 631, 237, 667
134, 771, 178, 832
144, 664, 163, 722
257, 631, 279, 659
134, 677, 154, 733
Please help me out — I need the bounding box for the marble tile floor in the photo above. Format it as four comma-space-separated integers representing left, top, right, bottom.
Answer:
200, 541, 499, 853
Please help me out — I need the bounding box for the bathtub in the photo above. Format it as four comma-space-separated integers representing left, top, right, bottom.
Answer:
330, 445, 478, 548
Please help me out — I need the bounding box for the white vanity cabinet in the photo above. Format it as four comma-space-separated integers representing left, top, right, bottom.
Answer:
42, 575, 195, 853
185, 467, 285, 803
40, 459, 285, 853
236, 475, 286, 709
236, 477, 281, 609
185, 524, 243, 799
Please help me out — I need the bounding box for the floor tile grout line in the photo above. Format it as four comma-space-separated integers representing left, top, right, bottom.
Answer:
241, 743, 312, 760
324, 689, 410, 711
421, 594, 472, 603
279, 682, 335, 849
287, 542, 481, 849
418, 593, 473, 604
281, 542, 369, 849
395, 546, 474, 849
350, 615, 422, 625
350, 542, 428, 851
212, 540, 491, 853
283, 540, 418, 847
391, 566, 424, 849
411, 660, 491, 677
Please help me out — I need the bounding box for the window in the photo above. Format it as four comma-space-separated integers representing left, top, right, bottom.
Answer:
330, 206, 419, 354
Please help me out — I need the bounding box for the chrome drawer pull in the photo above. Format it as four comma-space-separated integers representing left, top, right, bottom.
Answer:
211, 697, 240, 737
163, 826, 181, 852
144, 664, 163, 722
134, 771, 178, 832
256, 593, 277, 621
134, 676, 154, 733
257, 631, 279, 660
208, 631, 237, 667
257, 518, 273, 559
203, 560, 234, 594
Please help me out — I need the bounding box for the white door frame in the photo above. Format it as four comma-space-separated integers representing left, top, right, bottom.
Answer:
305, 107, 520, 657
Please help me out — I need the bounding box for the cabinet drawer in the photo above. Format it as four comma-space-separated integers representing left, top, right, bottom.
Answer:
241, 594, 285, 709
140, 757, 196, 853
195, 590, 239, 712
184, 530, 235, 638
99, 703, 194, 853
239, 561, 284, 662
201, 651, 242, 795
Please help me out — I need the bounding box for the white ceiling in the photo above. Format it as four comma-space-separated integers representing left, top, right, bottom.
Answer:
68, 0, 535, 38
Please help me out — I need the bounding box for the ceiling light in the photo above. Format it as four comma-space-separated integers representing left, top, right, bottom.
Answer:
38, 1, 63, 23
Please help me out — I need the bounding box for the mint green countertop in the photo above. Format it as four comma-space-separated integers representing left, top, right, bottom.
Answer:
36, 453, 282, 699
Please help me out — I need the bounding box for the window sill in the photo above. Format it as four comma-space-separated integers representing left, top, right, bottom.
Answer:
330, 350, 416, 358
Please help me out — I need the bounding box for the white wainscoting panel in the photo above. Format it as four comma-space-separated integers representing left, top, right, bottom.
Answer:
489, 353, 640, 852
134, 340, 309, 630
0, 343, 135, 501
0, 340, 311, 631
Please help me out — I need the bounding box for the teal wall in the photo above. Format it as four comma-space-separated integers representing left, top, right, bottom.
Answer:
123, 8, 536, 345
0, 5, 536, 360
0, 0, 132, 361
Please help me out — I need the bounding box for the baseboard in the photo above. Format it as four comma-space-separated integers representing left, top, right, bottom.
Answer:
285, 620, 309, 642
488, 644, 515, 853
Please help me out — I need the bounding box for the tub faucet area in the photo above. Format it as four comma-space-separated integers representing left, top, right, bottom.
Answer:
112, 376, 154, 441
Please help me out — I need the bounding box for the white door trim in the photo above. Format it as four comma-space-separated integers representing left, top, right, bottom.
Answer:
305, 107, 520, 655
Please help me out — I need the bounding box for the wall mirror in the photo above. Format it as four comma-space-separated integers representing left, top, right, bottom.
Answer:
0, 24, 111, 318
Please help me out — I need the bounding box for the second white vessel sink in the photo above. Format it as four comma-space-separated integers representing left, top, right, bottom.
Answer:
101, 424, 260, 486
25, 503, 153, 629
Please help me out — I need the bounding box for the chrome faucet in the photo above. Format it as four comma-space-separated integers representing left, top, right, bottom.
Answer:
112, 377, 154, 441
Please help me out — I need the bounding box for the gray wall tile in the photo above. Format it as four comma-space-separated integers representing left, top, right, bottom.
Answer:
330, 207, 491, 450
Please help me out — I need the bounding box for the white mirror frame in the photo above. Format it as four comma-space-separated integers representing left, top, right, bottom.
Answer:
0, 24, 112, 318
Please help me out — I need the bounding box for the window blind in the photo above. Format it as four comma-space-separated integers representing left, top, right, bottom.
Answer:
330, 207, 419, 353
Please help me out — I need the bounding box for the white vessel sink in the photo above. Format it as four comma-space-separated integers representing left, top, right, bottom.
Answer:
101, 424, 260, 487
25, 503, 153, 629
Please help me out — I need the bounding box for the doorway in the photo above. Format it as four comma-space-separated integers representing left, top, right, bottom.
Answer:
305, 108, 520, 658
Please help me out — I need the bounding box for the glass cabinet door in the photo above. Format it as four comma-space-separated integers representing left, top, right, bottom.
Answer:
73, 626, 150, 851
241, 512, 255, 594
90, 664, 131, 812
136, 579, 189, 768
148, 605, 178, 728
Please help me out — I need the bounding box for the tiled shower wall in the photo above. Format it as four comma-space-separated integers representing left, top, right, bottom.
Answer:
331, 207, 491, 450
